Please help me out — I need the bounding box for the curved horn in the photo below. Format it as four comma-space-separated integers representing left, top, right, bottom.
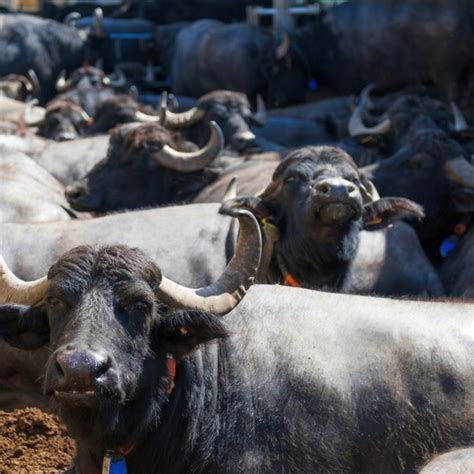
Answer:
63, 11, 81, 27
26, 69, 40, 97
135, 110, 161, 123
93, 8, 105, 37
105, 68, 127, 88
252, 94, 267, 127
55, 70, 72, 92
223, 177, 238, 202
157, 209, 261, 315
275, 30, 290, 60
348, 84, 391, 137
445, 156, 474, 189
23, 99, 46, 126
450, 102, 469, 133
0, 255, 48, 305
163, 105, 205, 129
154, 121, 224, 173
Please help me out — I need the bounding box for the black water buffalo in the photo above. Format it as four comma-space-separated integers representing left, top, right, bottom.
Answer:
0, 148, 74, 223
420, 448, 474, 473
363, 119, 474, 262
150, 90, 268, 152
0, 70, 39, 102
64, 121, 228, 212
156, 20, 308, 108
0, 14, 86, 104
293, 0, 474, 105
0, 244, 473, 472
221, 146, 442, 297
23, 66, 130, 141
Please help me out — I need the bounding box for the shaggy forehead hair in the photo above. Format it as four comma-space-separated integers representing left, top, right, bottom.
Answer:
111, 123, 172, 154
198, 90, 250, 110
47, 245, 162, 294
272, 146, 359, 180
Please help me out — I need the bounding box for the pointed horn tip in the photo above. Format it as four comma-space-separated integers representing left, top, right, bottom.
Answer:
209, 120, 224, 146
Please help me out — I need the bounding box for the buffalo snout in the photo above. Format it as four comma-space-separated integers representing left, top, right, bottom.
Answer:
65, 182, 88, 207
313, 178, 361, 225
231, 130, 257, 151
48, 346, 116, 404
315, 178, 357, 200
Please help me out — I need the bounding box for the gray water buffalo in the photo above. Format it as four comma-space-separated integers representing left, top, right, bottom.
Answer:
0, 244, 473, 472
0, 148, 74, 223
32, 135, 110, 185
221, 146, 442, 297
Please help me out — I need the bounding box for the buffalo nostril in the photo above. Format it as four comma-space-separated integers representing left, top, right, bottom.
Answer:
54, 360, 64, 377
317, 183, 331, 195
66, 185, 85, 202
347, 183, 357, 194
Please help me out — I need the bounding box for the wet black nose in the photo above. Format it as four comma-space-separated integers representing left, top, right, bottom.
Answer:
315, 178, 357, 199
65, 182, 86, 204
54, 347, 111, 389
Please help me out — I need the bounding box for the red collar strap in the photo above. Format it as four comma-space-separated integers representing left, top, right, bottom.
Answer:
114, 354, 176, 458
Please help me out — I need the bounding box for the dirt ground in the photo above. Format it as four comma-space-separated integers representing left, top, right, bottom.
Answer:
0, 407, 74, 473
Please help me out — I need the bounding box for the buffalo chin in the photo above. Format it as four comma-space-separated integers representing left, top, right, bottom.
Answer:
318, 202, 359, 226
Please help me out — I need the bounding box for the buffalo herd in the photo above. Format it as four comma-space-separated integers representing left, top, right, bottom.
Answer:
0, 1, 474, 472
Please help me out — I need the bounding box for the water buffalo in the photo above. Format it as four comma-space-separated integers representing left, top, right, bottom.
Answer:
64, 121, 227, 212
0, 245, 473, 472
0, 14, 87, 104
221, 146, 442, 297
363, 119, 474, 262
142, 90, 268, 153
23, 66, 128, 141
0, 70, 39, 102
293, 0, 474, 105
32, 135, 110, 185
156, 20, 308, 107
0, 148, 74, 223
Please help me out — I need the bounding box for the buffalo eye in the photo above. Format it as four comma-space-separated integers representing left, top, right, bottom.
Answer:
409, 153, 434, 170
123, 300, 151, 316
45, 296, 66, 310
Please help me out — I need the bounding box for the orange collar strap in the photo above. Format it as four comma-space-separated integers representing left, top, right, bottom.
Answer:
284, 274, 300, 287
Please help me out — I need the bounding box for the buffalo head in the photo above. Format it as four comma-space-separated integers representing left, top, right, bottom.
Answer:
0, 210, 260, 452
364, 118, 474, 256
23, 99, 92, 141
137, 90, 266, 153
0, 70, 39, 102
222, 146, 423, 288
65, 121, 224, 212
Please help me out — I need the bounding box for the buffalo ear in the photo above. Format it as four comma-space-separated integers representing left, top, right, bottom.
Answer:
159, 311, 229, 357
0, 304, 50, 350
363, 197, 425, 230
219, 195, 274, 221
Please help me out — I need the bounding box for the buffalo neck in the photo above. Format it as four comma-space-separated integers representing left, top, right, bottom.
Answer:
274, 219, 362, 290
